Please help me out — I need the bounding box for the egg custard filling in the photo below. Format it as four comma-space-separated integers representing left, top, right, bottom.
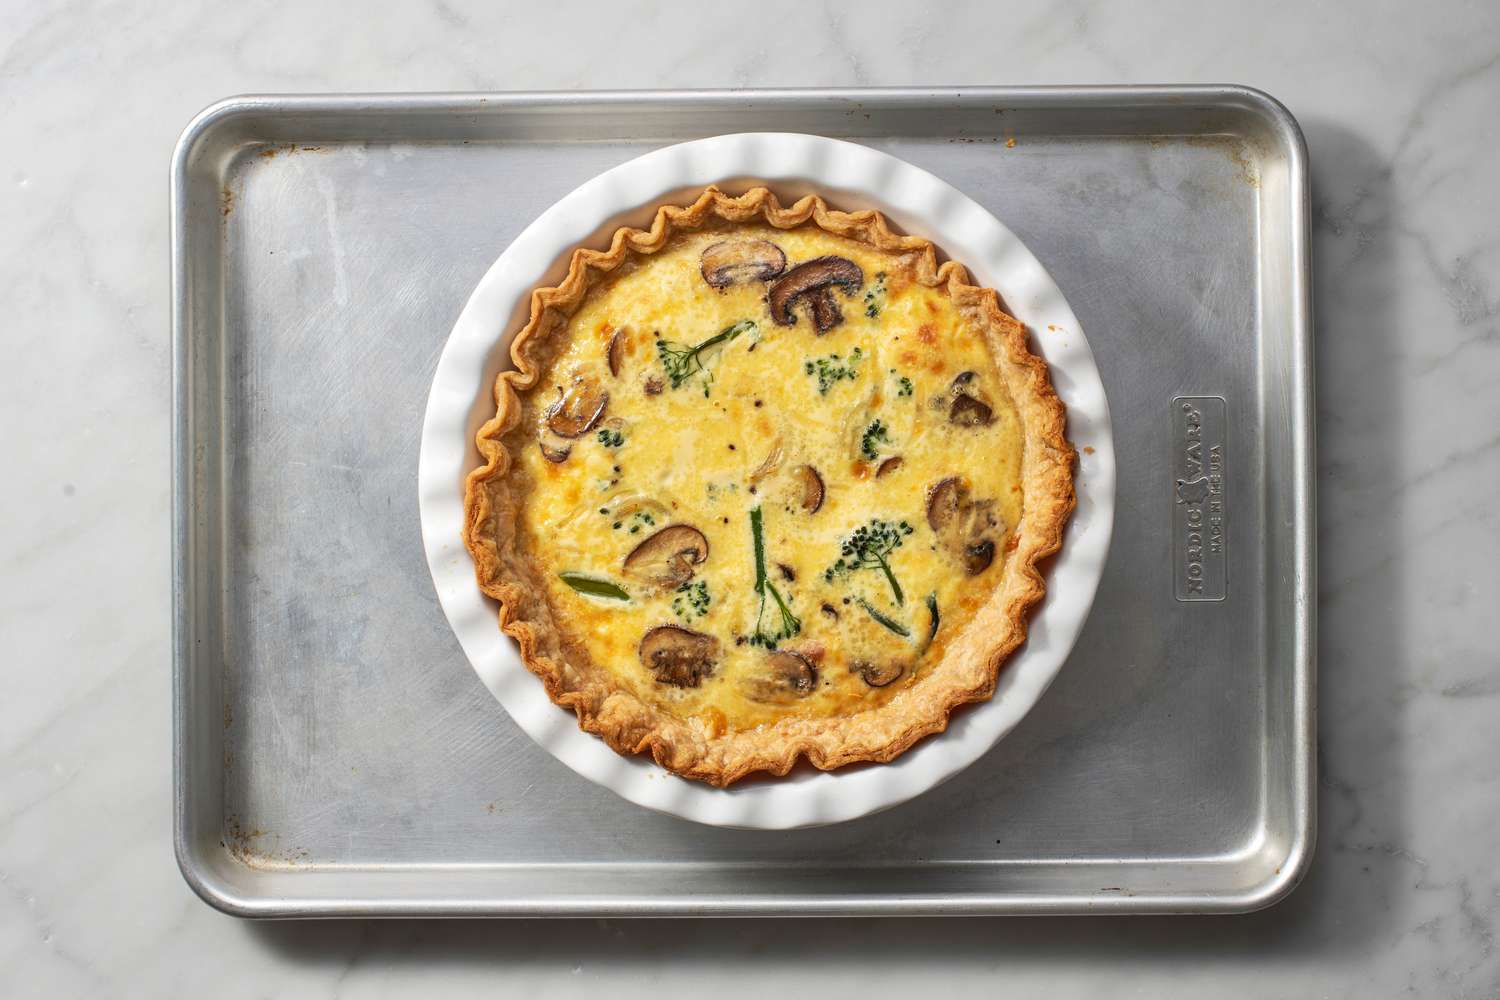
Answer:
464, 187, 1073, 786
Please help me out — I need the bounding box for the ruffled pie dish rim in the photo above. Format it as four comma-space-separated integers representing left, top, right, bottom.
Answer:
417, 132, 1115, 828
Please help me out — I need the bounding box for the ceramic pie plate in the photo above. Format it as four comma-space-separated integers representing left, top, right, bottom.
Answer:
418, 133, 1115, 829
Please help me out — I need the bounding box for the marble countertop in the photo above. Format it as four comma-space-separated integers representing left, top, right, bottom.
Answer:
4, 0, 1498, 996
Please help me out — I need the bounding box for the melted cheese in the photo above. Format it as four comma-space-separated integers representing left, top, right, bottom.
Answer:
516, 225, 1025, 730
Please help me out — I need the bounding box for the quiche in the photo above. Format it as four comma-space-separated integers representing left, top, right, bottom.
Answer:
464, 187, 1074, 787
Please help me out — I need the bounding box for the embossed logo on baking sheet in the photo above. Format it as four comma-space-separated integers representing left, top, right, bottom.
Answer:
1172, 396, 1227, 601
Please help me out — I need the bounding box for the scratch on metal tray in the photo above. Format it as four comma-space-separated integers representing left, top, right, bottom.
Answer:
314, 173, 351, 307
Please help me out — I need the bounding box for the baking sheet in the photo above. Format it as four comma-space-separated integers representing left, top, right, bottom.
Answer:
171, 87, 1314, 916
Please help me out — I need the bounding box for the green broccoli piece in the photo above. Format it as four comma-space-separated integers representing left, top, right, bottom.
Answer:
824, 518, 914, 605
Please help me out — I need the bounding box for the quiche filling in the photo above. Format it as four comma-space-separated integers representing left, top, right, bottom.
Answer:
515, 224, 1024, 732
464, 187, 1073, 785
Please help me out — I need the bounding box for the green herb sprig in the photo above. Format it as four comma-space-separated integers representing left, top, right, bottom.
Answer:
655, 320, 756, 398
858, 597, 910, 637
750, 505, 801, 647
924, 593, 940, 645
558, 572, 630, 602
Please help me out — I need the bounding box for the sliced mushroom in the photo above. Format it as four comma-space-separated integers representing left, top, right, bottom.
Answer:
925, 477, 1003, 576
748, 650, 818, 703
855, 659, 905, 688
539, 439, 571, 463
639, 625, 719, 688
925, 477, 963, 532
770, 650, 817, 692
606, 330, 625, 377
792, 464, 825, 513
622, 524, 709, 589
963, 538, 997, 575
876, 456, 903, 478
767, 256, 865, 332
700, 239, 787, 288
947, 371, 994, 427
950, 394, 994, 427
807, 287, 840, 331
544, 375, 609, 438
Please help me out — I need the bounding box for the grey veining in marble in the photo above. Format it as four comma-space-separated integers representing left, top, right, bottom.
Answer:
2, 0, 1498, 996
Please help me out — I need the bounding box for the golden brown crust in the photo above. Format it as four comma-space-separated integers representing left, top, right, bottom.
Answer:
463, 186, 1075, 786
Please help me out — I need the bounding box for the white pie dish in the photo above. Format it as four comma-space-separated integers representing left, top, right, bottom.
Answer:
418, 132, 1115, 829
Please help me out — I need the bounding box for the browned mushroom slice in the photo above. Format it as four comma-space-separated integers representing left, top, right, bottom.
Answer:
748, 650, 819, 703
855, 659, 905, 688
925, 476, 964, 532
539, 440, 571, 463
700, 239, 787, 288
963, 538, 997, 575
605, 330, 625, 378
767, 256, 865, 332
544, 375, 609, 438
947, 371, 995, 427
639, 625, 719, 688
622, 524, 709, 589
925, 477, 1002, 576
876, 456, 903, 478
791, 464, 824, 513
950, 393, 994, 427
806, 287, 840, 331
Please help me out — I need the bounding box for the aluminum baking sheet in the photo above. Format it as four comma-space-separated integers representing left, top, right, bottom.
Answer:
171, 87, 1314, 917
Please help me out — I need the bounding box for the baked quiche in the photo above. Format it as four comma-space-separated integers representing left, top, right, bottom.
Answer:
464, 187, 1073, 786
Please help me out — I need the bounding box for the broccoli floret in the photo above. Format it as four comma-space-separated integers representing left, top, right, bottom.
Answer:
804, 346, 864, 394
672, 580, 711, 622
859, 419, 890, 461
824, 518, 914, 605
863, 272, 887, 318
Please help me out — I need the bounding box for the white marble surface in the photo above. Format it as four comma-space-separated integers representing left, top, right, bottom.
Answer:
3, 0, 1498, 996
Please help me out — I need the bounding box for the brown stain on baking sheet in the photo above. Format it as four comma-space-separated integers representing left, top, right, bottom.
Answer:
257, 144, 326, 160
223, 145, 327, 219
224, 815, 313, 870
1138, 134, 1257, 188
1185, 135, 1260, 188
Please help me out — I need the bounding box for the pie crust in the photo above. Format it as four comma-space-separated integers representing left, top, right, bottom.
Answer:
463, 186, 1074, 786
